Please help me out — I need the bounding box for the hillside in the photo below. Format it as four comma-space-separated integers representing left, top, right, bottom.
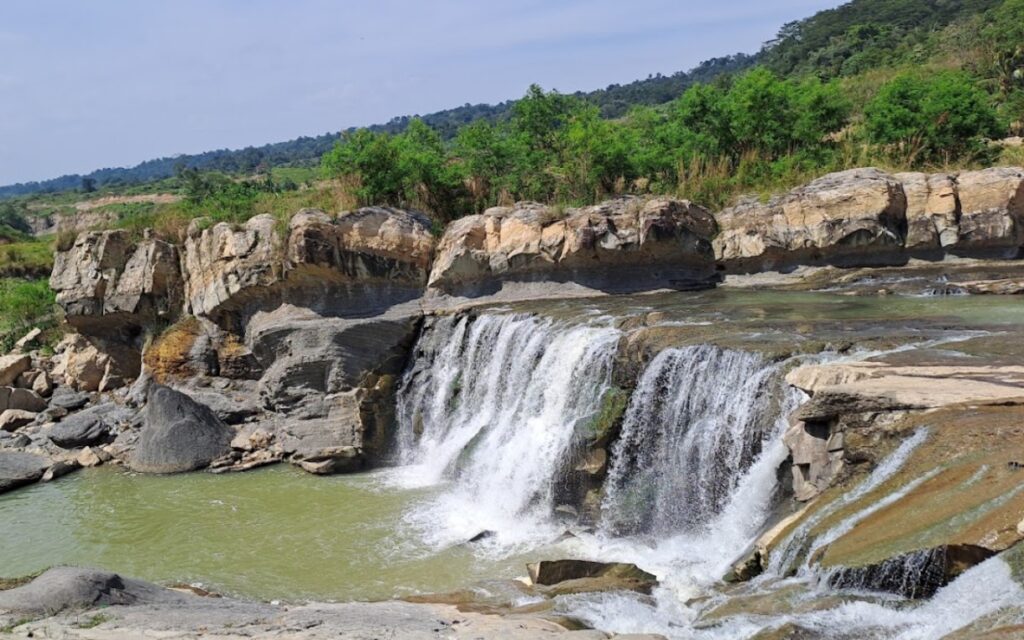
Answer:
0, 54, 755, 200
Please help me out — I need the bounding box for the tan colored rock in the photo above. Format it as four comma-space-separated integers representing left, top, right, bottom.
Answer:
953, 167, 1024, 255
0, 354, 31, 387
182, 215, 281, 322
13, 327, 42, 353
31, 371, 53, 398
76, 446, 110, 468
49, 230, 184, 332
53, 333, 140, 392
786, 361, 1024, 409
894, 172, 959, 251
714, 168, 907, 272
429, 197, 717, 294
0, 409, 36, 432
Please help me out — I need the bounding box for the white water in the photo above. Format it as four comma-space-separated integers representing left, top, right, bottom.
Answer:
390, 314, 1023, 638
393, 313, 620, 550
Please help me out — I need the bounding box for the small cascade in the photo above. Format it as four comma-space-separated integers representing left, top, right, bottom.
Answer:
601, 345, 799, 538
768, 428, 931, 577
394, 313, 621, 548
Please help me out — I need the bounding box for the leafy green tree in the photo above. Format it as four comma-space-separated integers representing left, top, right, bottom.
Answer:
865, 71, 1000, 164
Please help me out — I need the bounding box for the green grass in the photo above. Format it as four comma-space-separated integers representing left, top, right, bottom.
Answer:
0, 238, 54, 278
0, 278, 57, 353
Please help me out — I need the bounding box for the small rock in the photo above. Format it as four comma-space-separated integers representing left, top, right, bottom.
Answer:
0, 354, 31, 386
41, 460, 79, 482
76, 447, 108, 468
14, 370, 39, 389
49, 386, 90, 411
0, 409, 37, 432
294, 446, 363, 475
0, 387, 47, 412
8, 433, 31, 448
468, 531, 496, 543
13, 327, 42, 352
31, 371, 53, 397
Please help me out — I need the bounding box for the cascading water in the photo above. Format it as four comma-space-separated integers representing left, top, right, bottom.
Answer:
601, 345, 799, 538
393, 313, 620, 549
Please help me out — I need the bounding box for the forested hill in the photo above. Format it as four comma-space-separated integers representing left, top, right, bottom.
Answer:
0, 53, 754, 200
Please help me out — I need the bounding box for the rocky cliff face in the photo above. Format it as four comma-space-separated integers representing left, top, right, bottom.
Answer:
49, 230, 184, 335
428, 197, 719, 297
39, 168, 1024, 479
714, 167, 1024, 272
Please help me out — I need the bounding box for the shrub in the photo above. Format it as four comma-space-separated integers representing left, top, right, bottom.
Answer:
865, 71, 1001, 165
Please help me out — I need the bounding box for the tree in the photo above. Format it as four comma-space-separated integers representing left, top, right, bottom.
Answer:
865, 71, 1000, 164
80, 177, 97, 193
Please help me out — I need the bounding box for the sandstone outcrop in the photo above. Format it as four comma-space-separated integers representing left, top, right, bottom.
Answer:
183, 208, 434, 326
428, 197, 718, 297
893, 172, 960, 253
49, 230, 184, 334
782, 360, 1024, 501
713, 168, 907, 272
953, 167, 1024, 256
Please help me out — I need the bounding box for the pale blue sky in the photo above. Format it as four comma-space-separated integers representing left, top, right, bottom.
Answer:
0, 0, 841, 184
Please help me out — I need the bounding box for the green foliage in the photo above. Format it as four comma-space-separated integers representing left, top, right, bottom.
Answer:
0, 279, 56, 353
865, 71, 1000, 165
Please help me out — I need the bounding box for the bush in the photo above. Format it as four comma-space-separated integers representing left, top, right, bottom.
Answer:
865, 71, 1001, 165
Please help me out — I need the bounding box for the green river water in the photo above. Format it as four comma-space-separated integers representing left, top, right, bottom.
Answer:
0, 466, 535, 602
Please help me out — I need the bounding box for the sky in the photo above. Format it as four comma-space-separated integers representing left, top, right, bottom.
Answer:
0, 0, 843, 186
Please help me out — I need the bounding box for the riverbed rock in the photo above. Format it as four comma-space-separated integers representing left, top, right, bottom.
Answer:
428, 197, 718, 297
894, 172, 960, 253
826, 544, 995, 599
130, 385, 234, 473
48, 405, 118, 448
0, 409, 36, 432
50, 230, 184, 333
0, 354, 31, 386
713, 168, 907, 273
0, 451, 50, 493
952, 167, 1024, 256
0, 387, 47, 413
527, 560, 657, 595
47, 386, 90, 411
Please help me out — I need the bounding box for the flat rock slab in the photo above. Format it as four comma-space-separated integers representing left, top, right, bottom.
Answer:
0, 567, 635, 639
0, 451, 50, 493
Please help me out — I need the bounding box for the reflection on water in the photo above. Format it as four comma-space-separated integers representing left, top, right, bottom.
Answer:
0, 465, 536, 602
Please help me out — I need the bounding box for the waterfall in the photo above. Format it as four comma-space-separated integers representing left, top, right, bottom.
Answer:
601, 345, 799, 538
394, 313, 621, 548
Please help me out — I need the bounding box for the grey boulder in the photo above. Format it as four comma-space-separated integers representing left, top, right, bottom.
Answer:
0, 451, 50, 493
48, 405, 121, 449
129, 385, 233, 473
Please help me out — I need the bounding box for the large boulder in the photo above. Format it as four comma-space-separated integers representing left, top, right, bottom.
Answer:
428, 197, 718, 297
894, 172, 960, 253
526, 560, 658, 596
953, 167, 1024, 256
0, 387, 47, 413
0, 451, 50, 493
713, 168, 907, 273
49, 230, 184, 334
129, 385, 233, 473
